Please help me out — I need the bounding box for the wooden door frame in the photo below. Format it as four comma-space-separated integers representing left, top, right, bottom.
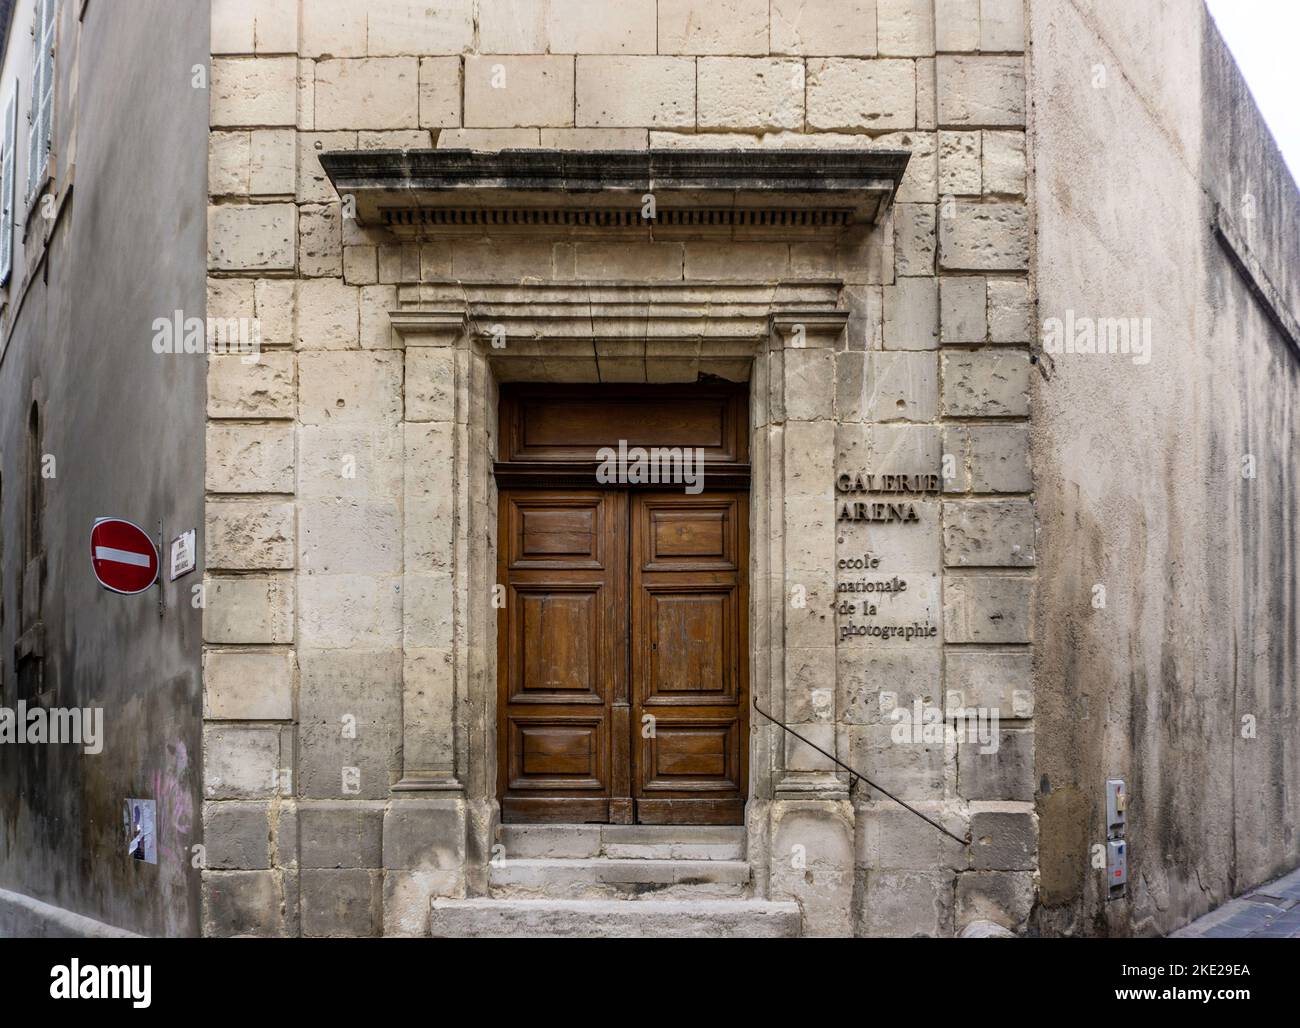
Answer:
493, 383, 751, 825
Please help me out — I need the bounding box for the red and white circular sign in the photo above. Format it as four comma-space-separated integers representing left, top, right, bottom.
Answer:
91, 518, 159, 595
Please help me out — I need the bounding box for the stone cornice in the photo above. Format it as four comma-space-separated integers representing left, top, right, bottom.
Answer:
320, 148, 911, 235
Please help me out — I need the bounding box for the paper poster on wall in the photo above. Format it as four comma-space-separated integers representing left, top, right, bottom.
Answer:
124, 799, 157, 864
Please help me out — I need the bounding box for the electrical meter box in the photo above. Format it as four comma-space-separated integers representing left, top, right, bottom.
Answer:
1107, 840, 1128, 890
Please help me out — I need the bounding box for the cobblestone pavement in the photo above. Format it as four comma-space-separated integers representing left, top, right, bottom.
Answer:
1170, 866, 1300, 938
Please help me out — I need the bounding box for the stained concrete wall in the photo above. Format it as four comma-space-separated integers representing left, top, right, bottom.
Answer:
1031, 0, 1300, 936
0, 0, 208, 936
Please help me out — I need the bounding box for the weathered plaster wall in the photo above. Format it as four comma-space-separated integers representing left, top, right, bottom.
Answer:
204, 0, 1036, 937
1031, 0, 1300, 936
0, 0, 208, 936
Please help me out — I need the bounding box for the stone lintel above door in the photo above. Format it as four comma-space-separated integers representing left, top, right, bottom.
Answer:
386, 281, 848, 385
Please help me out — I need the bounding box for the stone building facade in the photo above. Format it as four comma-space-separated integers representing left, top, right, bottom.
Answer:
203, 0, 1036, 938
1, 0, 1296, 939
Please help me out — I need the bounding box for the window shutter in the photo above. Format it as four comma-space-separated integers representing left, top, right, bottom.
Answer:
27, 0, 54, 202
26, 7, 40, 199
1, 90, 16, 284
40, 0, 54, 157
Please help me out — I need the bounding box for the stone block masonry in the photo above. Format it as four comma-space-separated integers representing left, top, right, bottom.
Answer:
205, 0, 1034, 938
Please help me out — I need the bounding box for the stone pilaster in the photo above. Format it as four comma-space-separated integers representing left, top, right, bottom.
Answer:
391, 311, 468, 794
769, 311, 850, 797
765, 310, 857, 936
378, 311, 475, 934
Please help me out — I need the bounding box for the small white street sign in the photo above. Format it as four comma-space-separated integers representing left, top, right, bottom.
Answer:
169, 529, 196, 581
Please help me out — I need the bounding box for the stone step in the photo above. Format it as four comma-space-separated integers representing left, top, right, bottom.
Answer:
430, 898, 801, 938
489, 858, 751, 900
497, 824, 746, 861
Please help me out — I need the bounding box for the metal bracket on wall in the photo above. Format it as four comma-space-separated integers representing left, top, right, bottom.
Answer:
156, 519, 164, 620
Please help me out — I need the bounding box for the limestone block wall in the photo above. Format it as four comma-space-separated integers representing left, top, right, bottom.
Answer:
202, 0, 1036, 937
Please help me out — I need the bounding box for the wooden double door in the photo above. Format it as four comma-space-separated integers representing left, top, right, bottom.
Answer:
498, 488, 748, 825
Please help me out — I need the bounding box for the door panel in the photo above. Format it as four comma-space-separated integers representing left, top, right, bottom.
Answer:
507, 716, 605, 788
498, 488, 747, 825
498, 490, 627, 824
645, 508, 735, 569
507, 494, 605, 568
643, 587, 736, 704
499, 385, 748, 464
511, 585, 603, 703
632, 493, 748, 825
642, 721, 741, 790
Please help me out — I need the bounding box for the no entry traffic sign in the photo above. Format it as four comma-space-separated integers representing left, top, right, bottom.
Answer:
91, 518, 160, 595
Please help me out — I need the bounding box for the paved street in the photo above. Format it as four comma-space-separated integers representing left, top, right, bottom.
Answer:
1171, 866, 1300, 938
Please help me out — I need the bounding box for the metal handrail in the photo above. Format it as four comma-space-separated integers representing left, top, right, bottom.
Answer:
753, 697, 970, 847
